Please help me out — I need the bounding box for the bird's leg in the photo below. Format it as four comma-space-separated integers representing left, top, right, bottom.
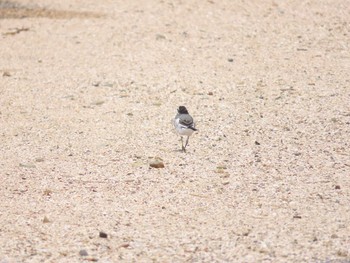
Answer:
181, 136, 186, 152
185, 136, 190, 149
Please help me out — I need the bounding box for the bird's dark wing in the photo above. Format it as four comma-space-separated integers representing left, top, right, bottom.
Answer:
179, 114, 194, 127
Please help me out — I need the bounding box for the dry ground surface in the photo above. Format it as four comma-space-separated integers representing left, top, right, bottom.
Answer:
1, 0, 350, 262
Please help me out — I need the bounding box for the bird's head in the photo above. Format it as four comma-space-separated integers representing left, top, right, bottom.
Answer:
178, 106, 189, 114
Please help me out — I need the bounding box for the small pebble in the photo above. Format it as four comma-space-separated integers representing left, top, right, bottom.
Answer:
120, 243, 130, 248
99, 231, 108, 238
43, 216, 50, 223
19, 163, 36, 168
208, 91, 213, 95
43, 189, 52, 196
3, 71, 11, 77
335, 185, 341, 190
227, 58, 234, 62
337, 250, 348, 257
150, 159, 164, 168
79, 249, 88, 256
92, 100, 105, 106
156, 34, 166, 40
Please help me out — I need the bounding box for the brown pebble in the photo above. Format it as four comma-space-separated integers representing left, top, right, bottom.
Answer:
150, 160, 164, 168
79, 249, 88, 256
99, 231, 108, 238
208, 91, 213, 95
335, 185, 341, 190
3, 71, 11, 77
293, 215, 302, 219
86, 258, 98, 262
337, 250, 348, 257
120, 243, 130, 248
43, 189, 52, 196
43, 216, 50, 223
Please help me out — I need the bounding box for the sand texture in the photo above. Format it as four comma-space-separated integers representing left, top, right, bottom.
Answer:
1, 0, 350, 262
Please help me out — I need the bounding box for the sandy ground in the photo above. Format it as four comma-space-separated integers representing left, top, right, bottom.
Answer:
1, 0, 350, 262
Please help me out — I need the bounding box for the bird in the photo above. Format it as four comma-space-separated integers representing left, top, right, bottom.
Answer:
173, 106, 197, 152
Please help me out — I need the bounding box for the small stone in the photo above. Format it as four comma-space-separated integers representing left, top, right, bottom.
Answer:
156, 34, 166, 40
43, 216, 50, 223
3, 71, 11, 77
99, 231, 108, 238
337, 249, 348, 257
103, 82, 114, 87
79, 249, 88, 256
335, 185, 341, 190
150, 159, 165, 168
120, 243, 130, 248
92, 100, 105, 106
227, 58, 234, 62
35, 158, 44, 162
19, 163, 36, 168
331, 234, 338, 239
255, 141, 260, 145
92, 81, 100, 87
258, 241, 269, 253
208, 91, 213, 95
293, 215, 302, 219
43, 189, 52, 196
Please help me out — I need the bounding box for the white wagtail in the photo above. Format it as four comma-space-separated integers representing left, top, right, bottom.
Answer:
174, 106, 197, 152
